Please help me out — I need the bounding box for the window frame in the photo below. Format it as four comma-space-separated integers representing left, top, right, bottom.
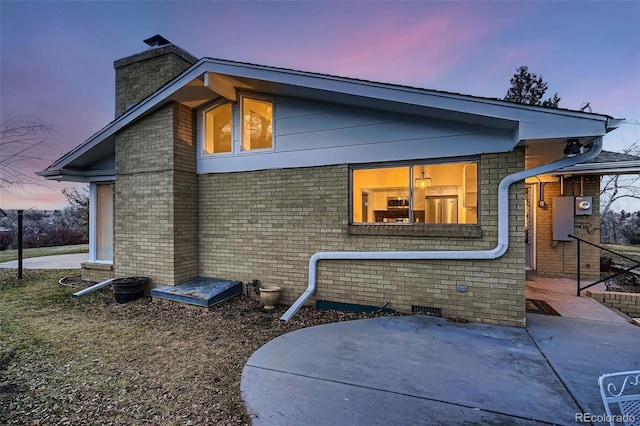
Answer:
239, 94, 275, 154
202, 100, 234, 157
349, 157, 480, 227
89, 181, 114, 264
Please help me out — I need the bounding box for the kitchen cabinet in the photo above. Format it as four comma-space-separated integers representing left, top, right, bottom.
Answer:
424, 185, 458, 196
413, 188, 425, 210
463, 164, 478, 208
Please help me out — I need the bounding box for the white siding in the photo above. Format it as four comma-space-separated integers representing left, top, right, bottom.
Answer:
198, 97, 515, 174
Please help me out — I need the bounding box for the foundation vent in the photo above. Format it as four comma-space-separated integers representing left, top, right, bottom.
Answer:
411, 305, 442, 317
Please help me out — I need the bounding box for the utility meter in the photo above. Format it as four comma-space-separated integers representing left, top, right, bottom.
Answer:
575, 196, 593, 216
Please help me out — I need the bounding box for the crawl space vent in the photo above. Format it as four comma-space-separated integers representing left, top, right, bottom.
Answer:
411, 305, 442, 317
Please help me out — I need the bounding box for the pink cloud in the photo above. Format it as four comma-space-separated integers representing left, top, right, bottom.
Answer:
315, 6, 498, 82
260, 3, 521, 87
0, 181, 83, 210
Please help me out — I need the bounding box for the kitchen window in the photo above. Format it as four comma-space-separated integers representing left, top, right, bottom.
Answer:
351, 160, 478, 225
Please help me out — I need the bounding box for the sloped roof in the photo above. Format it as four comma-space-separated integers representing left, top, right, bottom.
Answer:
38, 51, 623, 181
554, 150, 640, 175
586, 150, 640, 163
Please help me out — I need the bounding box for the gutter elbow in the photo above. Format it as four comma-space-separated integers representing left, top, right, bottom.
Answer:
491, 243, 508, 259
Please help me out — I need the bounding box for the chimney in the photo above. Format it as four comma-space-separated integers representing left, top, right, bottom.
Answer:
113, 35, 198, 117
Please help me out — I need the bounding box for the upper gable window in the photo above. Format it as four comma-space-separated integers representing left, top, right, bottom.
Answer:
203, 103, 232, 154
241, 96, 273, 151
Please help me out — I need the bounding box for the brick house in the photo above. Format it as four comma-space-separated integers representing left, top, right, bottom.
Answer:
39, 36, 624, 327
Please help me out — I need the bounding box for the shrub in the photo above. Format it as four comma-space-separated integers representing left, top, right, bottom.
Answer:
23, 228, 87, 248
0, 231, 14, 251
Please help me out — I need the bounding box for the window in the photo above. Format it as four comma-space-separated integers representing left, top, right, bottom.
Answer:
351, 160, 478, 225
94, 182, 113, 262
203, 103, 232, 154
242, 96, 273, 151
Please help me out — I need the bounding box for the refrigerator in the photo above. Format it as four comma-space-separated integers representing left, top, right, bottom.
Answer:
425, 196, 458, 224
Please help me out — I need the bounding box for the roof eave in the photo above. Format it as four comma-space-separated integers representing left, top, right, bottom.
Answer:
554, 161, 640, 175
42, 57, 619, 174
36, 168, 115, 183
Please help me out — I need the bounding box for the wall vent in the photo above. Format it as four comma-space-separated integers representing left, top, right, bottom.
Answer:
411, 305, 442, 317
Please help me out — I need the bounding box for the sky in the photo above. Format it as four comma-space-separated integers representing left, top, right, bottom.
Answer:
1, 0, 639, 211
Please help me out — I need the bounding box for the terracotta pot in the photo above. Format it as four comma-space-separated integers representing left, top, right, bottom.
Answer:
259, 286, 282, 310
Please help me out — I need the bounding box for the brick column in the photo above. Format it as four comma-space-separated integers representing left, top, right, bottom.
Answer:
114, 102, 198, 286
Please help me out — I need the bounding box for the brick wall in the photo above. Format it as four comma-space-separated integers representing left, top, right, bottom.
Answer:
114, 102, 198, 286
81, 262, 115, 282
587, 290, 640, 317
199, 150, 527, 327
114, 45, 196, 117
535, 177, 601, 280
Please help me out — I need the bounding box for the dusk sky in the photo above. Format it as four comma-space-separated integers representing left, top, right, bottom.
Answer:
1, 0, 639, 210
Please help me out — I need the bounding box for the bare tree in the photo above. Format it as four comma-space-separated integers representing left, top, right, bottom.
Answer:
0, 116, 54, 189
62, 186, 89, 239
600, 137, 640, 218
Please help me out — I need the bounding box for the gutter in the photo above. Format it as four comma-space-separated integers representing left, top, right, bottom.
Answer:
281, 135, 605, 321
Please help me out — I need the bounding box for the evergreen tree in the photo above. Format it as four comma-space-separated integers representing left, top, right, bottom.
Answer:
504, 66, 561, 108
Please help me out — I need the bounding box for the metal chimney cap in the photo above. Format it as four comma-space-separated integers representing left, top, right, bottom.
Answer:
143, 34, 171, 48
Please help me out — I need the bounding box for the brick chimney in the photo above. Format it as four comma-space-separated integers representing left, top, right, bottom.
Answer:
114, 35, 198, 117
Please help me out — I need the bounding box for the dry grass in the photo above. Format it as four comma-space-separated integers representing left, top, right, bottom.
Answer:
0, 269, 393, 425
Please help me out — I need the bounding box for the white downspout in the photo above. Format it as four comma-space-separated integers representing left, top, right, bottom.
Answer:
281, 136, 604, 321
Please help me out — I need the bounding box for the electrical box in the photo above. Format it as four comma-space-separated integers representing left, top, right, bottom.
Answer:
575, 196, 593, 216
553, 197, 574, 241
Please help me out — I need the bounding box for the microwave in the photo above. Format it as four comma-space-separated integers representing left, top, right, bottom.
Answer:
387, 197, 409, 209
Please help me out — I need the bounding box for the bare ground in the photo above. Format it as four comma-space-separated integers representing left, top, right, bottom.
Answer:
0, 269, 396, 425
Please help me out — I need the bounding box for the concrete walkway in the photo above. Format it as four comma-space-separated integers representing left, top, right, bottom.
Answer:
525, 276, 629, 323
242, 313, 639, 425
0, 253, 87, 269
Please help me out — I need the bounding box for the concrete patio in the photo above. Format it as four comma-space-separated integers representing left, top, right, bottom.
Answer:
242, 277, 639, 426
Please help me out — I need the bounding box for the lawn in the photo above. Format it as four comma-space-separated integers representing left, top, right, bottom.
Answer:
601, 243, 640, 268
0, 269, 382, 425
0, 244, 89, 262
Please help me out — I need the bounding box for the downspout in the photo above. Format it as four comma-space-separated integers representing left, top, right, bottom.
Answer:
281, 136, 604, 321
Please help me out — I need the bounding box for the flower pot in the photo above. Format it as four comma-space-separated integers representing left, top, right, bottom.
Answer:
259, 286, 282, 310
112, 277, 148, 303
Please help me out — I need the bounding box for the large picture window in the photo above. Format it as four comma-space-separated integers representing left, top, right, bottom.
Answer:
352, 161, 478, 225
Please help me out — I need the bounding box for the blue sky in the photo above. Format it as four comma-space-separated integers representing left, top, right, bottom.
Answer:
1, 0, 639, 209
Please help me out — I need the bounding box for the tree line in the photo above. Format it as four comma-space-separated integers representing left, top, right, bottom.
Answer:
0, 188, 88, 251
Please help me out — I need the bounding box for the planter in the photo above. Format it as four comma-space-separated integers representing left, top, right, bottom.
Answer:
112, 277, 148, 303
600, 258, 612, 273
259, 286, 282, 310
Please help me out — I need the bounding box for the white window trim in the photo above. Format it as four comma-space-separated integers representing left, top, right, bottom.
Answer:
201, 101, 235, 157
89, 182, 114, 264
239, 94, 275, 154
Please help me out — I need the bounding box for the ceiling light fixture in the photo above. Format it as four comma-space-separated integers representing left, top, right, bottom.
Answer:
414, 170, 432, 189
